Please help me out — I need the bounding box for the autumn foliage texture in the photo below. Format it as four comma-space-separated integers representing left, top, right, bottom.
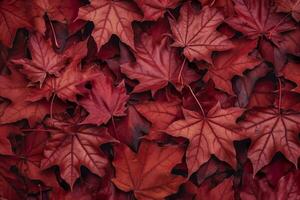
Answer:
0, 0, 299, 199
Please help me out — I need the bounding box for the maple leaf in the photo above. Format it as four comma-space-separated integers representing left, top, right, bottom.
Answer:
168, 2, 233, 62
29, 64, 99, 102
134, 0, 180, 20
14, 129, 54, 184
203, 39, 262, 94
282, 62, 300, 93
276, 0, 300, 22
11, 33, 67, 85
135, 99, 181, 140
226, 0, 295, 44
112, 141, 186, 200
78, 0, 142, 50
121, 33, 198, 95
79, 73, 129, 125
166, 103, 244, 175
239, 107, 300, 175
0, 68, 53, 126
41, 111, 116, 188
0, 0, 32, 47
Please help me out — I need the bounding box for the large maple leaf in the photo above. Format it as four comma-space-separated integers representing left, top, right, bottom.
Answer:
121, 33, 198, 95
282, 62, 300, 93
226, 0, 295, 44
78, 0, 142, 50
204, 39, 262, 94
168, 2, 233, 62
166, 103, 244, 175
112, 141, 186, 200
239, 107, 300, 175
0, 68, 53, 126
79, 73, 129, 126
276, 0, 300, 22
41, 111, 115, 188
134, 0, 180, 20
12, 33, 67, 85
0, 0, 32, 47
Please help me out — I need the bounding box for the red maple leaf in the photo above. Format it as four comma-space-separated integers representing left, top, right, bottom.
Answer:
203, 39, 262, 94
29, 64, 99, 102
112, 141, 186, 200
79, 73, 129, 125
0, 68, 57, 126
226, 0, 295, 44
41, 111, 116, 188
121, 33, 198, 95
78, 0, 142, 50
0, 0, 32, 47
166, 103, 244, 175
239, 107, 300, 175
12, 33, 68, 85
169, 2, 234, 62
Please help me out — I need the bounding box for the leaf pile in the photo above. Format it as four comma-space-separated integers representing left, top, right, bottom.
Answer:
0, 0, 299, 199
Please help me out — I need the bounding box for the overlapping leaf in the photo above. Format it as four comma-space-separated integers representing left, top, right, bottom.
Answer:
12, 33, 67, 85
79, 73, 129, 125
204, 39, 261, 94
239, 108, 300, 174
112, 141, 185, 200
166, 103, 244, 175
0, 0, 32, 47
227, 0, 295, 44
121, 33, 198, 94
78, 0, 142, 50
169, 2, 233, 62
41, 111, 115, 188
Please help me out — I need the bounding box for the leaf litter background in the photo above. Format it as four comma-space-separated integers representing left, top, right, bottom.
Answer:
0, 0, 299, 199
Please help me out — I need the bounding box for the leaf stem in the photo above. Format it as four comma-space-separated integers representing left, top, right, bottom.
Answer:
187, 85, 205, 117
50, 94, 56, 119
167, 10, 176, 21
47, 15, 60, 48
277, 77, 282, 112
111, 116, 117, 137
178, 57, 186, 87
